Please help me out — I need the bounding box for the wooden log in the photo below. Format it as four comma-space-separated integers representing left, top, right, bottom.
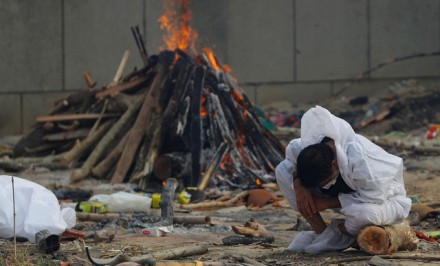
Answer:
131, 26, 150, 67
231, 218, 272, 237
152, 152, 190, 181
123, 65, 150, 82
161, 178, 178, 226
76, 212, 119, 222
128, 99, 168, 183
59, 120, 113, 167
153, 245, 208, 260
181, 191, 249, 210
95, 76, 149, 100
58, 120, 80, 131
88, 99, 109, 137
357, 221, 419, 255
13, 127, 47, 157
51, 90, 96, 115
111, 51, 174, 184
173, 216, 211, 225
42, 129, 90, 141
86, 245, 208, 266
105, 93, 137, 112
23, 142, 60, 155
222, 235, 274, 246
209, 93, 234, 143
110, 50, 130, 86
329, 254, 440, 264
0, 145, 13, 157
83, 71, 96, 89
189, 66, 206, 186
240, 256, 266, 266
70, 97, 142, 182
36, 113, 119, 123
162, 63, 193, 127
0, 156, 67, 172
198, 142, 228, 190
132, 64, 194, 185
91, 129, 131, 179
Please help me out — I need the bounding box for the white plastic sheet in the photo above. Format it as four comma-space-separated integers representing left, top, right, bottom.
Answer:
0, 176, 76, 243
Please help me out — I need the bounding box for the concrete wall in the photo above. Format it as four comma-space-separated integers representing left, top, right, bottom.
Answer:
0, 0, 439, 135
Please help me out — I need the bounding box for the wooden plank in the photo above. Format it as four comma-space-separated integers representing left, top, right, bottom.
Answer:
95, 76, 149, 100
42, 129, 90, 141
110, 51, 175, 184
36, 113, 119, 123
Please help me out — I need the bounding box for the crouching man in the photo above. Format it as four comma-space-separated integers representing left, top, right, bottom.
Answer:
276, 105, 411, 254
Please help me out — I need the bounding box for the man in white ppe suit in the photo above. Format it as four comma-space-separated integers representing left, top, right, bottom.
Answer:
276, 105, 411, 254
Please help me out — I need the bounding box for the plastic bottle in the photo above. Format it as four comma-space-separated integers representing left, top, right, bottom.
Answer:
89, 192, 152, 213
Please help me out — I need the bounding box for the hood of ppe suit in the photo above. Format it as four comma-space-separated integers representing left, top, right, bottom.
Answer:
300, 105, 357, 189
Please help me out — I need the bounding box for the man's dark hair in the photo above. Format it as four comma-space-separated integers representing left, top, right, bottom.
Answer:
296, 143, 335, 188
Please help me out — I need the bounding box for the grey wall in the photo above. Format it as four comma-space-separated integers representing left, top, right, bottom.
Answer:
0, 0, 439, 135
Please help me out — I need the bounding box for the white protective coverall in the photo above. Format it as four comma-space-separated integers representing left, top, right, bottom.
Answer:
0, 176, 76, 243
276, 106, 411, 253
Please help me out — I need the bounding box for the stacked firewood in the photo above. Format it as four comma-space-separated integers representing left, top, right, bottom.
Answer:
10, 44, 285, 191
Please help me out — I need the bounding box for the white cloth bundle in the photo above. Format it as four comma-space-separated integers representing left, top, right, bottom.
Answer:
0, 176, 76, 243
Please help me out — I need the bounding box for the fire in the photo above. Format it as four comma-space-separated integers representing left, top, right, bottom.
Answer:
243, 110, 248, 118
256, 179, 262, 186
203, 48, 220, 71
220, 154, 232, 171
221, 64, 231, 74
203, 47, 232, 74
201, 96, 207, 117
158, 0, 198, 51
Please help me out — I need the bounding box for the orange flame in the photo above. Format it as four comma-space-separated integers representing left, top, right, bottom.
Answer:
232, 88, 244, 102
203, 48, 221, 71
158, 0, 198, 51
243, 110, 248, 118
256, 179, 262, 186
201, 96, 207, 117
221, 64, 232, 74
203, 47, 232, 74
220, 154, 232, 171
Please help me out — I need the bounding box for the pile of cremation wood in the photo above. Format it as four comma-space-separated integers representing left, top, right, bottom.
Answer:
10, 47, 285, 191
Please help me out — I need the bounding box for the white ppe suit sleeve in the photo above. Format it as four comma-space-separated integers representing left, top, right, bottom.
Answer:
275, 138, 301, 211
339, 138, 404, 206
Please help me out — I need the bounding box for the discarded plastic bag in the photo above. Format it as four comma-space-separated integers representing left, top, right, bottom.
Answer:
0, 175, 76, 243
90, 192, 152, 213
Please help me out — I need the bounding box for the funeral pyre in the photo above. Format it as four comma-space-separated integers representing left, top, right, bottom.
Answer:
9, 30, 284, 192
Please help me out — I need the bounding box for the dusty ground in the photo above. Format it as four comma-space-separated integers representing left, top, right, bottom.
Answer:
2, 85, 440, 265
1, 137, 440, 266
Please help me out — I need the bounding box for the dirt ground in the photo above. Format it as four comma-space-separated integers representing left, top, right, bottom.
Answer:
2, 85, 440, 265
1, 135, 440, 266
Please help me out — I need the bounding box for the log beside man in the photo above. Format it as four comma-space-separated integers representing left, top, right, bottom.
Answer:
276, 105, 411, 254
